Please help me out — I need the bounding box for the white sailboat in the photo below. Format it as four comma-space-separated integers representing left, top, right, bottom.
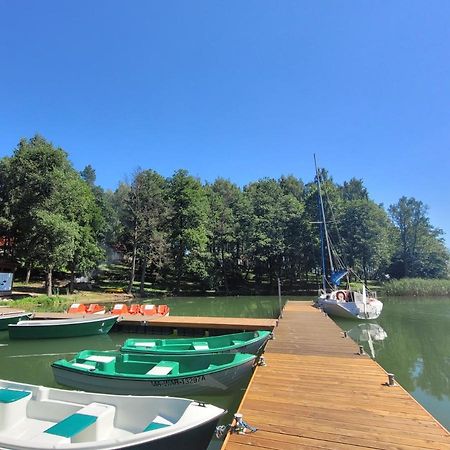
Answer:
313, 157, 383, 320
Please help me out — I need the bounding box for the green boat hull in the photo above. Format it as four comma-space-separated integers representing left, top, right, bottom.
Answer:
8, 316, 118, 339
121, 330, 271, 356
0, 313, 32, 331
52, 350, 256, 396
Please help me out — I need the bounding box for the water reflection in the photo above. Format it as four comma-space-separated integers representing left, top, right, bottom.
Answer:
333, 296, 450, 431
346, 323, 387, 358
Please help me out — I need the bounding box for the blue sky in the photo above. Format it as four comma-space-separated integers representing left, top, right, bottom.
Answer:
1, 1, 449, 243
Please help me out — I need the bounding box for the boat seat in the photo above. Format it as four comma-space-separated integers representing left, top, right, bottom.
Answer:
0, 388, 32, 430
144, 415, 173, 432
232, 340, 245, 346
44, 402, 115, 443
146, 361, 179, 376
192, 342, 209, 351
134, 341, 156, 347
45, 413, 97, 438
85, 355, 116, 363
72, 362, 96, 371
0, 388, 31, 403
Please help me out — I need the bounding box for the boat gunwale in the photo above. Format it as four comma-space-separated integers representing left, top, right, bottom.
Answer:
121, 330, 271, 354
51, 353, 257, 380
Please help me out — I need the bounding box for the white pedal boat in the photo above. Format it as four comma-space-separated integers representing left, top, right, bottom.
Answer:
0, 379, 224, 450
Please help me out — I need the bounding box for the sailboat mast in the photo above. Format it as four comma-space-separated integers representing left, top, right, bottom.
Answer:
314, 156, 335, 291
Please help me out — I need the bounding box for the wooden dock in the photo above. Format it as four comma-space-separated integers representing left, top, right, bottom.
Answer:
32, 312, 277, 331
223, 301, 450, 450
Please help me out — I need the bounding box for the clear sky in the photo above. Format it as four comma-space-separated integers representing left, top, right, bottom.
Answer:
1, 1, 449, 243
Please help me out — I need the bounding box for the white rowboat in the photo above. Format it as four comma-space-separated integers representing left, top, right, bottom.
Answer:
0, 379, 224, 450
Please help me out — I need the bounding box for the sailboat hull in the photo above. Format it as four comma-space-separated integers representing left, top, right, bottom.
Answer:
317, 298, 383, 320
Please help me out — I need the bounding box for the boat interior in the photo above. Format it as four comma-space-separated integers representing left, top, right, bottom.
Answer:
67, 350, 249, 376
0, 384, 193, 447
124, 331, 260, 351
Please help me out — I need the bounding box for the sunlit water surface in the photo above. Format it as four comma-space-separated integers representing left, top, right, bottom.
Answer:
2, 295, 449, 448
0, 296, 290, 450
332, 296, 450, 431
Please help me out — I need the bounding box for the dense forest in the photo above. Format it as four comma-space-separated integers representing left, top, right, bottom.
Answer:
0, 136, 448, 296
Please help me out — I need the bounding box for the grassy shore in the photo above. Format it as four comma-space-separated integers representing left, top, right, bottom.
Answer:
382, 278, 450, 297
0, 288, 134, 313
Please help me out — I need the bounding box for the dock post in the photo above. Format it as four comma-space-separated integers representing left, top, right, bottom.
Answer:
277, 277, 283, 319
387, 373, 396, 386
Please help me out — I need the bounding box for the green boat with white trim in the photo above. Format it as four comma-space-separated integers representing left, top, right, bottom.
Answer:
8, 315, 118, 339
121, 330, 271, 356
52, 350, 256, 396
0, 311, 32, 330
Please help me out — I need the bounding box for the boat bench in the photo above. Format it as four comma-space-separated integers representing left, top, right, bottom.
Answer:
85, 355, 116, 371
37, 402, 116, 444
144, 415, 173, 432
146, 360, 179, 375
192, 342, 209, 351
72, 362, 96, 371
0, 388, 32, 430
134, 341, 156, 347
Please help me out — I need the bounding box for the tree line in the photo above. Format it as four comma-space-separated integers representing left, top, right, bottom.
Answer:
0, 136, 448, 296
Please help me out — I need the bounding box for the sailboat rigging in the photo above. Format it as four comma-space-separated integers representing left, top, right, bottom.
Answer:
313, 156, 383, 320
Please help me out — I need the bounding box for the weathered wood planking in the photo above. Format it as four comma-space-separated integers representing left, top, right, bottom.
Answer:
223, 301, 450, 450
32, 312, 277, 331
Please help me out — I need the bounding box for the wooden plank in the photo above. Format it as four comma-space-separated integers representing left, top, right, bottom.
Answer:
31, 312, 277, 331
223, 301, 450, 450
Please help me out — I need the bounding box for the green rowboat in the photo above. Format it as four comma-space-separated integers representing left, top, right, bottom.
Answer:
8, 315, 118, 339
0, 312, 32, 331
52, 350, 256, 396
121, 330, 271, 356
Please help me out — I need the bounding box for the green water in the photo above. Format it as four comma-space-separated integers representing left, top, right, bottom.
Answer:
332, 296, 450, 431
0, 296, 287, 450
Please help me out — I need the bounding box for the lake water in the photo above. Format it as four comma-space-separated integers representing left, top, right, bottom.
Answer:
332, 296, 450, 431
1, 295, 448, 449
0, 296, 287, 450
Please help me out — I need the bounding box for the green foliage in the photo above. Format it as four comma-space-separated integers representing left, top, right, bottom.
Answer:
206, 178, 243, 292
119, 169, 171, 294
389, 197, 449, 278
169, 170, 210, 290
1, 135, 105, 294
0, 296, 71, 312
1, 134, 449, 295
382, 278, 450, 297
340, 199, 393, 281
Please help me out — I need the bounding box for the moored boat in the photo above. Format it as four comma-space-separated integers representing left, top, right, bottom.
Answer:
0, 311, 32, 331
0, 378, 224, 450
121, 330, 271, 356
111, 303, 129, 315
316, 286, 383, 320
52, 350, 256, 396
68, 303, 106, 315
68, 303, 87, 314
313, 156, 383, 320
8, 315, 118, 339
139, 304, 170, 317
111, 303, 170, 317
86, 304, 106, 314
